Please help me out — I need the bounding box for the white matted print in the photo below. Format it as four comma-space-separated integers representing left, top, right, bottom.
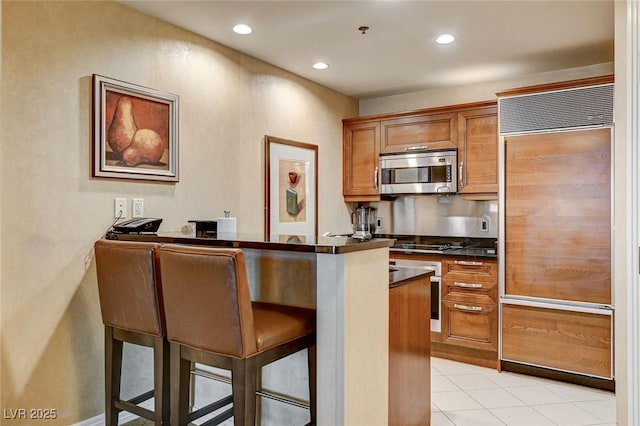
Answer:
265, 136, 317, 243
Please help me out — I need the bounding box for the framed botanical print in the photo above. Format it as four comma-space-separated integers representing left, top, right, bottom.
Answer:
264, 135, 318, 243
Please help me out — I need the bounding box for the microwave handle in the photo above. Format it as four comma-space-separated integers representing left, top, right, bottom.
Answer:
374, 166, 379, 189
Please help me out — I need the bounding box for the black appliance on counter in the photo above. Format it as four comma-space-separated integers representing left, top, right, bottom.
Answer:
188, 220, 217, 237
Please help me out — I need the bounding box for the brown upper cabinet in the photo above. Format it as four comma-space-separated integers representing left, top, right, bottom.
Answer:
380, 112, 457, 154
457, 106, 498, 195
342, 120, 381, 202
342, 101, 498, 201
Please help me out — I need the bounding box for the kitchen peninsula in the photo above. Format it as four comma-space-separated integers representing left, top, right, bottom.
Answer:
110, 231, 410, 425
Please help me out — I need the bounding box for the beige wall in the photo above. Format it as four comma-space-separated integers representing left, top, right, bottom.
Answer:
359, 62, 613, 116
0, 1, 357, 423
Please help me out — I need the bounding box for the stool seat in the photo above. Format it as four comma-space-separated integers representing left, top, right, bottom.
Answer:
252, 301, 315, 352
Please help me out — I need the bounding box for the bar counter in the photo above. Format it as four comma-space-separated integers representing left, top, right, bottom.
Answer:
109, 230, 394, 254
109, 231, 395, 426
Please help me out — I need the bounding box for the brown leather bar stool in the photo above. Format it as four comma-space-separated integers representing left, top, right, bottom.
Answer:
158, 244, 316, 426
94, 240, 170, 425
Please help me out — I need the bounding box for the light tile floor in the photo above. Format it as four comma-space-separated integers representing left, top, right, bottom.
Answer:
431, 357, 616, 426
123, 357, 616, 425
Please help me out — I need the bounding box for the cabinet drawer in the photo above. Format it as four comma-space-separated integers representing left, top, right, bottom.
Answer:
380, 113, 457, 154
502, 304, 612, 378
441, 300, 498, 351
442, 276, 497, 303
442, 258, 497, 281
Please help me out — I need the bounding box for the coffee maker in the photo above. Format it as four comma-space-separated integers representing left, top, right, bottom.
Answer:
351, 205, 376, 240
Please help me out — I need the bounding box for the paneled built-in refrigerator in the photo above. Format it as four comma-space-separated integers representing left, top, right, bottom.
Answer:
498, 81, 614, 382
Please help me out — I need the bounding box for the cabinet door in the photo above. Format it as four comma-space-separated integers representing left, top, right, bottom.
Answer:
389, 277, 431, 426
458, 107, 498, 194
343, 120, 380, 200
441, 300, 498, 351
380, 113, 457, 154
502, 304, 612, 378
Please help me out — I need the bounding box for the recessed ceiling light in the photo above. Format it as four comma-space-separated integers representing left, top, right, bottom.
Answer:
233, 24, 252, 35
313, 62, 329, 70
436, 34, 455, 45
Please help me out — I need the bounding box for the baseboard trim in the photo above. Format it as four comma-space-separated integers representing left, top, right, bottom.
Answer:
71, 400, 152, 426
501, 360, 616, 392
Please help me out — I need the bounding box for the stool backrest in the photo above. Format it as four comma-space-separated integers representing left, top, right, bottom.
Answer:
94, 240, 165, 336
158, 245, 258, 358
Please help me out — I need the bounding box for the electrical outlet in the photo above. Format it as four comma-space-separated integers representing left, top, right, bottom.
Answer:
132, 198, 144, 218
114, 198, 127, 219
481, 217, 489, 232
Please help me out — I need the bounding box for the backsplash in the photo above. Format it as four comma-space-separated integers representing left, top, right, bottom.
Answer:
370, 195, 498, 238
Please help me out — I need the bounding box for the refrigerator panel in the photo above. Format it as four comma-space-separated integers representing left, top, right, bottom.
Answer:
501, 303, 613, 379
503, 128, 612, 305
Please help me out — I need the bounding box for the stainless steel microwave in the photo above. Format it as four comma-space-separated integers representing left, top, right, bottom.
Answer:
379, 150, 457, 194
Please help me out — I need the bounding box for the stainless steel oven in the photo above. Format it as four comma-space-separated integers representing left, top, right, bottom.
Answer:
389, 256, 442, 333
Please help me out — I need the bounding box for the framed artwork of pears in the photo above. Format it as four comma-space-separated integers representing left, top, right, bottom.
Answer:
92, 74, 179, 181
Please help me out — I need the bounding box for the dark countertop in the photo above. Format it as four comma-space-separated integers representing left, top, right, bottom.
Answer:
379, 234, 497, 259
107, 231, 395, 255
389, 268, 434, 289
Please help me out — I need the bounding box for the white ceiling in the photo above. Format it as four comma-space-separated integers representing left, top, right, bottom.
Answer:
121, 0, 614, 100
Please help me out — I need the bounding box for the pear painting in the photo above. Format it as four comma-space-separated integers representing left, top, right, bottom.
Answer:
104, 91, 170, 169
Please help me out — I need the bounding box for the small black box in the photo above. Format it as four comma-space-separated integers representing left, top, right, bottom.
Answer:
188, 220, 217, 237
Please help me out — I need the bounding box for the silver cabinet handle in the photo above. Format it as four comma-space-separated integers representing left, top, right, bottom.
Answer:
404, 145, 428, 151
453, 303, 483, 312
374, 166, 379, 189
454, 281, 483, 289
454, 260, 483, 266
459, 162, 464, 188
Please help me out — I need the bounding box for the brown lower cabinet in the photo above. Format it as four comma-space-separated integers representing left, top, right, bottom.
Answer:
502, 304, 612, 378
434, 257, 499, 368
441, 300, 498, 351
389, 275, 430, 426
